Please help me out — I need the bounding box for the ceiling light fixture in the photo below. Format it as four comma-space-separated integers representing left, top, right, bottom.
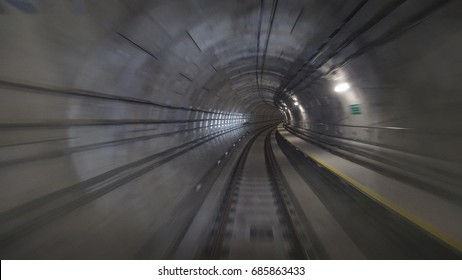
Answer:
334, 82, 350, 93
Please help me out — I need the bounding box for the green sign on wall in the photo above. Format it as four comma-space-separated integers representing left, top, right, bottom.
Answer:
350, 104, 361, 115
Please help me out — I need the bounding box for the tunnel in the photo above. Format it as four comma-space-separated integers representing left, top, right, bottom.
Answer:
0, 0, 461, 259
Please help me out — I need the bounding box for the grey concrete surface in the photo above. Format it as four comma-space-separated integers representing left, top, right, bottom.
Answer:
0, 0, 461, 259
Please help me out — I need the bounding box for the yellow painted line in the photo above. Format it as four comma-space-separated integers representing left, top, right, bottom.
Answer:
281, 129, 462, 253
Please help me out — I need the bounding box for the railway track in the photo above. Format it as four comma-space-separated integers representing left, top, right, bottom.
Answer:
204, 127, 311, 259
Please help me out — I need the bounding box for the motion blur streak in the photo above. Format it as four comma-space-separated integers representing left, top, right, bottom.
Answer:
0, 0, 461, 259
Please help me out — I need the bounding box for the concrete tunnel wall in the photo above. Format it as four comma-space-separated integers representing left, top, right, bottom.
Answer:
0, 0, 461, 258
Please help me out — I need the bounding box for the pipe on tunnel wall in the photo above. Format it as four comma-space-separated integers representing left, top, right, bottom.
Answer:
0, 0, 461, 258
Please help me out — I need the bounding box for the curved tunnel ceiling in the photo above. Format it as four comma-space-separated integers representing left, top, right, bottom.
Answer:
67, 0, 460, 137
78, 0, 376, 118
3, 0, 460, 131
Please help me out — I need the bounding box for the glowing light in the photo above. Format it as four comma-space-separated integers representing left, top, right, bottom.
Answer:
294, 101, 299, 106
334, 82, 350, 93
